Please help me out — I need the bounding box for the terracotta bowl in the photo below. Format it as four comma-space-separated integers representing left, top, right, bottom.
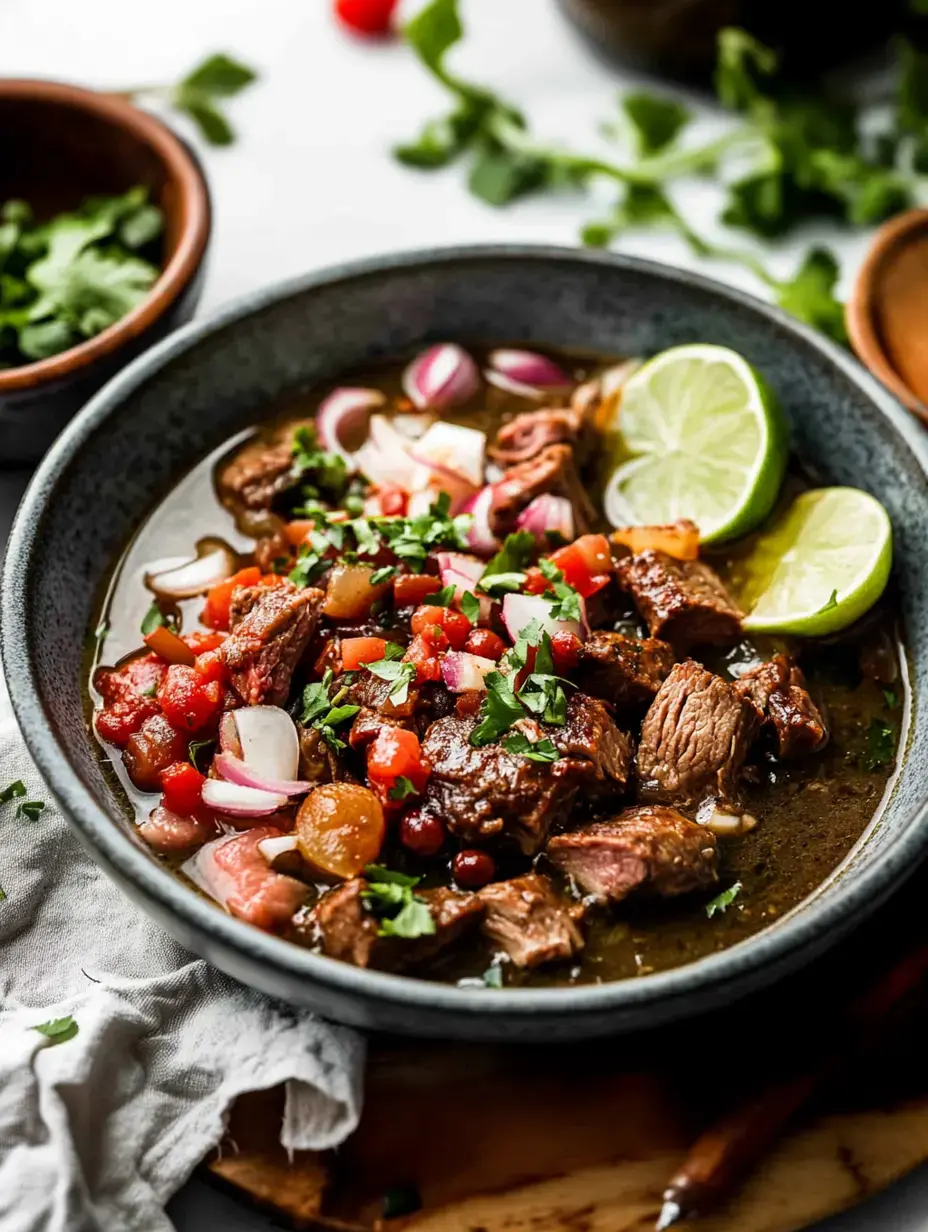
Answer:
0, 80, 211, 462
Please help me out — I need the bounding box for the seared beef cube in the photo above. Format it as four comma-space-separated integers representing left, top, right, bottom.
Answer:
222, 580, 323, 706
419, 696, 632, 855
312, 879, 483, 971
576, 631, 674, 707
478, 873, 584, 969
637, 661, 758, 805
489, 444, 596, 537
547, 806, 718, 903
489, 407, 586, 466
217, 421, 311, 511
734, 655, 828, 760
616, 550, 743, 647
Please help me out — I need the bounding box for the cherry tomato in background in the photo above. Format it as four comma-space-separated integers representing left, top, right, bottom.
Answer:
334, 0, 399, 36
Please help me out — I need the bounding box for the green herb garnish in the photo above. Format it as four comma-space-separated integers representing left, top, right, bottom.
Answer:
140, 603, 166, 636
421, 583, 457, 607
884, 688, 899, 710
32, 1015, 79, 1045
861, 718, 895, 771
480, 531, 536, 581
470, 670, 525, 747
388, 775, 420, 801
705, 881, 743, 918
502, 731, 559, 763
476, 570, 526, 596
300, 670, 361, 751
460, 590, 481, 625
0, 779, 45, 822
369, 564, 398, 585
365, 656, 418, 705
122, 53, 257, 147
362, 865, 436, 939
291, 427, 352, 506
188, 739, 215, 773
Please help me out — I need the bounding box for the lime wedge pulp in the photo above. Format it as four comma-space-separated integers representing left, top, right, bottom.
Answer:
603, 344, 787, 544
735, 487, 893, 636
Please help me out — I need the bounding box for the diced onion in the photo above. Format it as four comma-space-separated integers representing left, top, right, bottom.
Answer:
214, 751, 311, 797
461, 485, 499, 556
316, 387, 385, 462
436, 552, 485, 587
515, 494, 574, 545
201, 779, 288, 817
501, 592, 586, 643
402, 343, 480, 410
146, 547, 235, 598
409, 422, 486, 489
230, 705, 300, 782
441, 651, 497, 692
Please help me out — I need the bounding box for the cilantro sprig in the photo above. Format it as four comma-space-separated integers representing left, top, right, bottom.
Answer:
1, 780, 45, 822
705, 882, 743, 918
362, 864, 436, 939
300, 670, 361, 751
861, 717, 895, 772
365, 655, 418, 706
118, 53, 258, 147
31, 1015, 79, 1045
469, 627, 569, 752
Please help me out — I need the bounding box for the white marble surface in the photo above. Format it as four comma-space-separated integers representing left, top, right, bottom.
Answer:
2, 0, 927, 1226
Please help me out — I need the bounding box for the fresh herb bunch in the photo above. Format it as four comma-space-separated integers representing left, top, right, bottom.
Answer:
0, 188, 163, 368
395, 0, 928, 345
119, 53, 258, 147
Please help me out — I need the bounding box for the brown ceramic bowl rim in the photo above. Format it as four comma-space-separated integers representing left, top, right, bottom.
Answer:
0, 78, 211, 394
846, 206, 928, 418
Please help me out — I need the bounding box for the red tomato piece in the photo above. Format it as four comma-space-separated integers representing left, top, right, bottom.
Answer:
202, 566, 262, 631
366, 727, 430, 793
551, 630, 583, 674
464, 628, 507, 661
378, 485, 407, 516
523, 566, 552, 596
549, 534, 613, 598
95, 698, 158, 748
194, 649, 229, 684
403, 634, 442, 683
184, 630, 227, 654
393, 573, 441, 608
419, 622, 449, 653
157, 665, 225, 732
334, 0, 399, 35
410, 604, 470, 650
341, 636, 388, 671
122, 714, 190, 791
160, 761, 206, 816
94, 652, 166, 707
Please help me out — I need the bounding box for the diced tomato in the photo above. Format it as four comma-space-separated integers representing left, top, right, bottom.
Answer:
366, 727, 431, 795
549, 534, 613, 598
403, 633, 442, 683
194, 649, 229, 684
144, 625, 196, 666
523, 566, 552, 596
95, 697, 159, 748
202, 566, 262, 631
157, 665, 225, 732
551, 630, 583, 674
410, 604, 470, 650
341, 636, 388, 671
464, 628, 507, 661
393, 573, 441, 607
418, 623, 449, 653
284, 520, 315, 547
95, 652, 166, 707
378, 485, 407, 516
334, 0, 399, 36
184, 630, 227, 654
160, 761, 206, 816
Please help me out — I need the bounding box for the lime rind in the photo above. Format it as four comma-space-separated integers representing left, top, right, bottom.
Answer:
738, 487, 893, 636
606, 344, 788, 544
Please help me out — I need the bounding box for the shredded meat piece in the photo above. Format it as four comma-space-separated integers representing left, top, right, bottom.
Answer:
547, 806, 718, 903
734, 655, 828, 759
216, 421, 312, 511
489, 407, 586, 466
478, 873, 584, 969
637, 660, 758, 805
576, 631, 674, 707
616, 550, 743, 647
489, 444, 596, 537
222, 580, 323, 706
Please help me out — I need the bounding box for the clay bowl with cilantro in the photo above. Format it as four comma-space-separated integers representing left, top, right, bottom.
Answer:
0, 79, 210, 462
4, 246, 928, 1041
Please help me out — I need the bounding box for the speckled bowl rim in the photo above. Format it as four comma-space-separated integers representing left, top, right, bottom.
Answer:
6, 244, 928, 1027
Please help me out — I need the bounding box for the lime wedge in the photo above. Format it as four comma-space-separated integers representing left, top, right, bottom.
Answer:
734, 488, 892, 636
604, 344, 787, 544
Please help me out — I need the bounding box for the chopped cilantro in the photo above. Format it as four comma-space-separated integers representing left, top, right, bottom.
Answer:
300, 670, 361, 751
362, 865, 436, 939
288, 546, 330, 588
502, 731, 559, 762
705, 882, 743, 918
382, 642, 406, 660
365, 656, 417, 705
140, 602, 166, 635
470, 670, 524, 746
460, 590, 481, 625
291, 426, 351, 505
32, 1015, 79, 1044
369, 564, 398, 585
0, 780, 45, 822
421, 583, 457, 607
477, 570, 526, 596
363, 863, 419, 886
389, 775, 420, 801
350, 517, 382, 557
481, 531, 536, 580
861, 718, 895, 771
0, 781, 26, 805
883, 688, 899, 710
188, 739, 215, 772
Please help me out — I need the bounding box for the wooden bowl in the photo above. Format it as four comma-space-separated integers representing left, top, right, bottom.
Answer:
846, 208, 928, 422
0, 79, 211, 462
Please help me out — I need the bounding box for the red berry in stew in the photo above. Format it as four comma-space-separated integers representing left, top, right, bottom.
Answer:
399, 810, 445, 857
452, 849, 496, 888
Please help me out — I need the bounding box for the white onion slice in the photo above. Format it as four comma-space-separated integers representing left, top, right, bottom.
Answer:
501, 592, 586, 643
441, 651, 497, 693
146, 547, 235, 599
461, 485, 499, 556
316, 387, 384, 462
232, 705, 300, 783
354, 415, 421, 490
214, 751, 311, 797
515, 494, 574, 544
408, 422, 486, 489
441, 569, 492, 623
436, 552, 485, 587
201, 779, 287, 817
402, 344, 480, 410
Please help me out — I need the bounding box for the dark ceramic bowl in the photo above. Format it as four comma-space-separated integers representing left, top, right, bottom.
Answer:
4, 247, 927, 1041
0, 79, 211, 463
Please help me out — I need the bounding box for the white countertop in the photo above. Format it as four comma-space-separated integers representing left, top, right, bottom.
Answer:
2, 0, 927, 1226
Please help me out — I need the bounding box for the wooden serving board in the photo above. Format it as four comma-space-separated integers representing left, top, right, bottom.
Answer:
203, 865, 928, 1232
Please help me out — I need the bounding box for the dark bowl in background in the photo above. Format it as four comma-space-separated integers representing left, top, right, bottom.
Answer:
0, 79, 211, 463
4, 246, 928, 1040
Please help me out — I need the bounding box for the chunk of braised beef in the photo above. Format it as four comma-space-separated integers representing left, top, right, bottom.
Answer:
216, 422, 310, 512
575, 631, 674, 707
123, 714, 189, 792
222, 580, 323, 706
489, 444, 596, 537
418, 696, 632, 855
345, 671, 454, 741
637, 661, 758, 805
734, 655, 828, 760
489, 407, 587, 466
616, 550, 743, 647
254, 525, 291, 575
478, 873, 584, 969
298, 725, 350, 783
311, 878, 483, 971
546, 805, 718, 903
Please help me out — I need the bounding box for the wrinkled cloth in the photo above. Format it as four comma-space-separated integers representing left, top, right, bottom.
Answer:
0, 681, 364, 1232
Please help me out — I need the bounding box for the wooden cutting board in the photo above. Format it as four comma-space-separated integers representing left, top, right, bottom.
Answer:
203, 863, 928, 1232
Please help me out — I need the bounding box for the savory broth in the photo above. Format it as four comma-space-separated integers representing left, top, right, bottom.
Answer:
89, 347, 904, 988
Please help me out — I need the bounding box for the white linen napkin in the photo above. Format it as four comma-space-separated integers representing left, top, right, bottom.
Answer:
0, 678, 364, 1232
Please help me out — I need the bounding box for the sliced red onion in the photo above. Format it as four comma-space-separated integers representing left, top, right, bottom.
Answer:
515, 494, 574, 545
354, 415, 420, 490
441, 651, 497, 692
501, 592, 586, 643
257, 833, 301, 866
316, 387, 384, 462
201, 778, 287, 817
461, 485, 500, 556
441, 568, 492, 623
408, 422, 486, 488
145, 546, 235, 598
485, 349, 572, 401
219, 712, 243, 759
436, 552, 485, 587
231, 705, 301, 782
390, 412, 436, 441
402, 344, 480, 410
214, 751, 311, 798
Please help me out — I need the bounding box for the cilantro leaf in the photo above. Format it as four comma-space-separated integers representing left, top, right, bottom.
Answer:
300, 671, 361, 751
861, 718, 895, 771
289, 550, 330, 587
422, 583, 457, 607
705, 881, 742, 918
477, 571, 525, 596
0, 781, 26, 805
140, 603, 166, 635
403, 0, 463, 76
883, 688, 899, 710
714, 28, 778, 112
388, 775, 420, 801
362, 864, 436, 939
380, 897, 436, 939
188, 739, 215, 773
369, 565, 397, 585
621, 92, 690, 156
481, 532, 536, 580
180, 53, 257, 97
32, 1015, 79, 1045
502, 731, 559, 762
470, 671, 525, 746
460, 591, 481, 625
773, 249, 848, 345
166, 54, 258, 146
365, 657, 417, 705
364, 864, 420, 887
